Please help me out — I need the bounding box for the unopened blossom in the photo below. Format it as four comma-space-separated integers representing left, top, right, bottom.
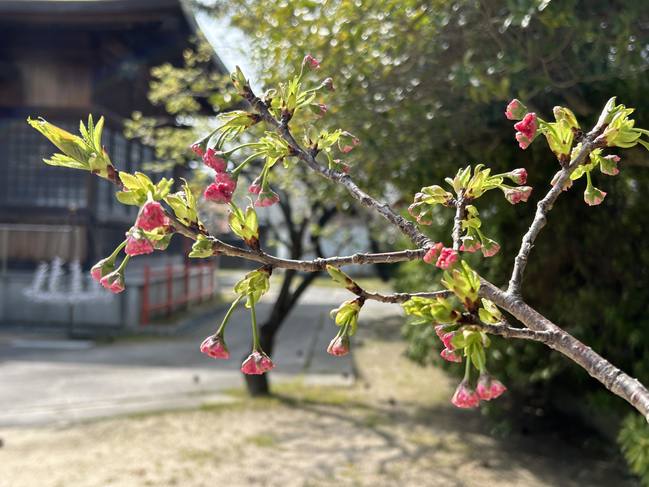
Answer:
318, 103, 328, 116
204, 172, 237, 204
503, 186, 533, 204
91, 257, 114, 283
476, 373, 507, 401
441, 332, 455, 350
584, 186, 607, 206
255, 189, 280, 207
135, 201, 167, 231
200, 335, 230, 359
514, 113, 538, 140
441, 348, 463, 363
505, 99, 527, 120
460, 238, 481, 253
327, 334, 350, 357
303, 54, 320, 69
423, 242, 444, 264
241, 350, 275, 375
436, 248, 458, 269
515, 132, 532, 150
600, 155, 620, 176
190, 142, 204, 157
509, 168, 528, 185
434, 324, 448, 341
481, 240, 501, 258
100, 270, 125, 294
451, 380, 480, 409
125, 233, 154, 256
248, 181, 262, 195
322, 77, 335, 91
203, 148, 227, 172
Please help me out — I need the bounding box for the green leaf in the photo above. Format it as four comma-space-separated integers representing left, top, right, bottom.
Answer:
188, 235, 214, 258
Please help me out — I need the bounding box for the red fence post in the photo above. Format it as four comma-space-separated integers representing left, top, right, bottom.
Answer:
141, 265, 150, 326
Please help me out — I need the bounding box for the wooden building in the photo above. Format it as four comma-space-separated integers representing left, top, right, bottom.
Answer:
0, 0, 225, 268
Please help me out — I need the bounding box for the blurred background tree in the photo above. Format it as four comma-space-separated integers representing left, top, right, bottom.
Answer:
133, 0, 649, 477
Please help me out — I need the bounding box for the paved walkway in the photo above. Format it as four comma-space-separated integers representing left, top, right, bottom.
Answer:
0, 284, 394, 427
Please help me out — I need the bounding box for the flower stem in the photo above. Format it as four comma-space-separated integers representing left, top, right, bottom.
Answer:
250, 294, 260, 350
216, 295, 244, 337
108, 240, 127, 263
232, 153, 260, 177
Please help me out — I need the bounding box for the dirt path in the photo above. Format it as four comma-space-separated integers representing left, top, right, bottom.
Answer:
0, 321, 635, 487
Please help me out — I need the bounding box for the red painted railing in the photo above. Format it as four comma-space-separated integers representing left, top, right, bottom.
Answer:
140, 261, 216, 325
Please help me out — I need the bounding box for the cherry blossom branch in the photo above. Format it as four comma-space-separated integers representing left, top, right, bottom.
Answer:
477, 320, 558, 342
507, 121, 607, 296
480, 280, 649, 420
237, 86, 649, 419
451, 193, 467, 251
240, 85, 431, 249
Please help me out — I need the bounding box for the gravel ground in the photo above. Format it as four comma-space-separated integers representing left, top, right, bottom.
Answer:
0, 321, 636, 487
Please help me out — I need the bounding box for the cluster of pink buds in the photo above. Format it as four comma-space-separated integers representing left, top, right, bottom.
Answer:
205, 172, 237, 204
241, 350, 275, 375
203, 148, 227, 172
435, 325, 462, 363
506, 99, 538, 150
514, 113, 538, 150
422, 243, 458, 270
452, 374, 507, 409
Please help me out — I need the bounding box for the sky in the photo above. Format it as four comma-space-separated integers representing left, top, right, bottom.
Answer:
194, 10, 262, 92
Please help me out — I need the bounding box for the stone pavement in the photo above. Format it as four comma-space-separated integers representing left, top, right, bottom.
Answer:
0, 284, 396, 427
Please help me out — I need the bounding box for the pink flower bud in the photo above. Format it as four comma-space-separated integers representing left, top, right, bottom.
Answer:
423, 242, 444, 264
100, 270, 125, 294
481, 240, 501, 258
203, 148, 227, 172
436, 248, 459, 270
515, 132, 531, 150
135, 201, 167, 231
440, 332, 455, 350
341, 145, 354, 154
505, 99, 527, 120
434, 325, 448, 341
322, 77, 335, 91
200, 335, 230, 359
584, 186, 607, 206
303, 54, 320, 69
91, 257, 114, 283
460, 238, 481, 253
451, 380, 480, 409
476, 373, 507, 401
327, 335, 350, 356
125, 233, 154, 256
440, 348, 463, 363
254, 190, 280, 207
509, 168, 528, 185
600, 155, 620, 176
241, 350, 275, 375
190, 142, 204, 157
204, 172, 237, 204
514, 113, 538, 140
318, 103, 328, 115
503, 186, 533, 204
